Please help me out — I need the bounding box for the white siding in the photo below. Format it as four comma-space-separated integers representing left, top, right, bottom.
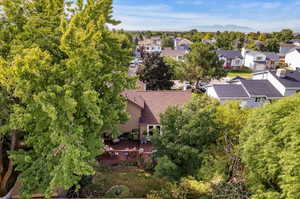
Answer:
206, 86, 220, 99
267, 72, 286, 96
285, 50, 300, 70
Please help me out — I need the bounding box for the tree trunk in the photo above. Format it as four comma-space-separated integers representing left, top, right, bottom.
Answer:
0, 188, 13, 199
0, 131, 18, 198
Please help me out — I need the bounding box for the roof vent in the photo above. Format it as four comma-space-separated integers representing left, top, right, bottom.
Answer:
276, 69, 287, 78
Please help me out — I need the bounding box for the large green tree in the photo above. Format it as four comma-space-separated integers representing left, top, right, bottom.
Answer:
0, 0, 134, 198
240, 93, 300, 199
182, 42, 226, 87
138, 53, 174, 90
152, 96, 220, 181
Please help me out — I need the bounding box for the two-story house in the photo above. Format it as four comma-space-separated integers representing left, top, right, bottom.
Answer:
242, 48, 267, 71
138, 36, 162, 53
119, 81, 192, 138
207, 69, 300, 107
215, 50, 243, 69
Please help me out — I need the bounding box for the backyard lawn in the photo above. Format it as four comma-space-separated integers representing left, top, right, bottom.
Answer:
81, 165, 166, 198
227, 69, 253, 78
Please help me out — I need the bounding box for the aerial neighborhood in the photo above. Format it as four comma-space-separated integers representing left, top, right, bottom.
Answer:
0, 1, 299, 199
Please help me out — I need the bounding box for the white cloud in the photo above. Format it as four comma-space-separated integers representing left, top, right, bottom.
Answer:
111, 1, 300, 32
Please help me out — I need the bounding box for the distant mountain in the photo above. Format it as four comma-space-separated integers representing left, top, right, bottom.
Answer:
191, 24, 254, 32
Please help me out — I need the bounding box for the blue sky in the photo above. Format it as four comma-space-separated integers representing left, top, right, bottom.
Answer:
112, 0, 300, 32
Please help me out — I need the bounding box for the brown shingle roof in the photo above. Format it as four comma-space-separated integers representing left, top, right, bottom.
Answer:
138, 91, 192, 124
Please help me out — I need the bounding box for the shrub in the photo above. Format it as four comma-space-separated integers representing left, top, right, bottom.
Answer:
105, 185, 132, 198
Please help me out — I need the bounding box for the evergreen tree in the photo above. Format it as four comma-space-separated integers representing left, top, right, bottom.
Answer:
138, 53, 174, 90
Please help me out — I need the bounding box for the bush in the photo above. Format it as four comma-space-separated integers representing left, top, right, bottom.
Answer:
105, 185, 132, 198
154, 156, 181, 181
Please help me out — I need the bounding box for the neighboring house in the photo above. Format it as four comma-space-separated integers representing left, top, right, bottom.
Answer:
202, 38, 216, 44
242, 48, 267, 71
288, 39, 300, 46
207, 69, 300, 107
285, 48, 300, 71
215, 49, 243, 69
161, 48, 187, 61
279, 43, 297, 62
174, 38, 193, 50
120, 81, 192, 137
138, 36, 162, 53
253, 69, 300, 96
262, 52, 280, 68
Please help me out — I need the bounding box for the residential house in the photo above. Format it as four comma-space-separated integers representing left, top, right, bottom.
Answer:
215, 49, 243, 69
120, 81, 192, 138
288, 39, 300, 46
262, 52, 280, 68
285, 47, 300, 71
242, 48, 267, 71
174, 38, 193, 50
161, 48, 187, 61
202, 38, 216, 44
138, 36, 162, 53
279, 43, 297, 62
207, 69, 300, 107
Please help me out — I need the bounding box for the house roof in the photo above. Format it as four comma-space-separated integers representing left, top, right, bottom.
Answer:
240, 79, 282, 98
215, 50, 242, 59
161, 49, 186, 57
138, 91, 192, 124
289, 39, 300, 43
262, 52, 280, 61
269, 70, 300, 88
213, 84, 249, 99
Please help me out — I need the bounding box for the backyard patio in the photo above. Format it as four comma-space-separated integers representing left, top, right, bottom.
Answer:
97, 140, 153, 167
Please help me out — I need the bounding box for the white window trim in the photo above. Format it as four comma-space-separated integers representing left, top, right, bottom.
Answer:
147, 124, 161, 136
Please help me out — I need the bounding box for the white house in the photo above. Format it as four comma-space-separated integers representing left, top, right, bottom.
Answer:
285, 48, 300, 71
207, 69, 300, 107
242, 48, 267, 71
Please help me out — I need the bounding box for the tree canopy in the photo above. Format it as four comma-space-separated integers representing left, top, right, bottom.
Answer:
240, 93, 300, 199
138, 53, 174, 90
182, 42, 227, 86
0, 0, 134, 197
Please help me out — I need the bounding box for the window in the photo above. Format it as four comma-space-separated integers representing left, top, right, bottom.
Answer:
256, 56, 263, 61
235, 59, 240, 65
147, 125, 161, 136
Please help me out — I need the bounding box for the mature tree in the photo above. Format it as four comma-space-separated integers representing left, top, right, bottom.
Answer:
152, 96, 220, 180
183, 42, 226, 87
263, 39, 279, 52
240, 93, 300, 199
0, 0, 134, 198
163, 57, 185, 80
138, 53, 174, 90
162, 36, 174, 49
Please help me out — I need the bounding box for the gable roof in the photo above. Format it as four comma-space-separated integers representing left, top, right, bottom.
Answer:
262, 52, 280, 61
213, 84, 249, 99
215, 50, 242, 59
161, 49, 186, 57
123, 89, 192, 124
138, 91, 192, 124
269, 70, 300, 88
240, 79, 282, 98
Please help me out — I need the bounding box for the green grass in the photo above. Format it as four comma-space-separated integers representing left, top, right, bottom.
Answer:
227, 72, 252, 78
81, 166, 166, 198
227, 68, 253, 78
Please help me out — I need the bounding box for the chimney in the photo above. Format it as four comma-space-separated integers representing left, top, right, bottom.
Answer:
276, 69, 287, 78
